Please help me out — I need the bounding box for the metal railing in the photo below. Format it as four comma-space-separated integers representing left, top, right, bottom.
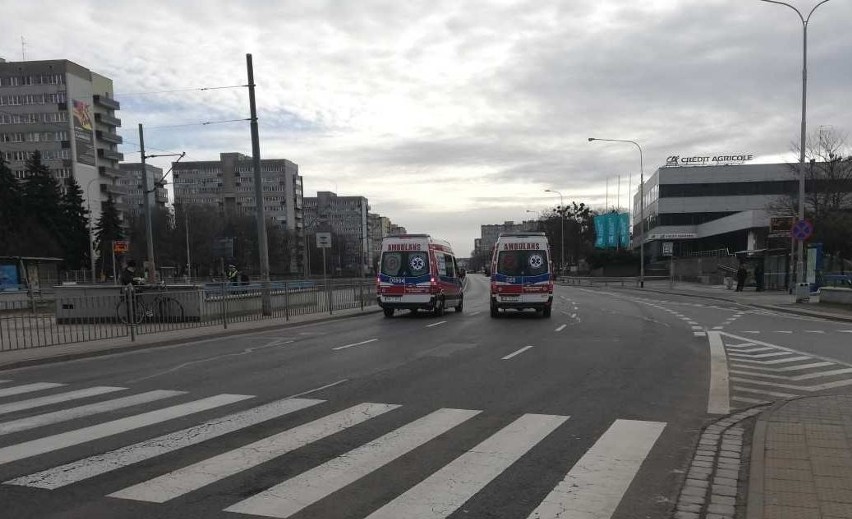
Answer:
557, 276, 670, 287
1, 279, 376, 352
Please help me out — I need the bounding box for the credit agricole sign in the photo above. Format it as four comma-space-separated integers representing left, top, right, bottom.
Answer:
665, 154, 754, 167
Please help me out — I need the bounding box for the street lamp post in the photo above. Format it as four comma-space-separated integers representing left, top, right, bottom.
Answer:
545, 189, 565, 275
588, 137, 645, 287
760, 0, 831, 301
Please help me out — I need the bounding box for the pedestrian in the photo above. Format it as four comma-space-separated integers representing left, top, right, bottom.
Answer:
226, 264, 240, 285
735, 264, 747, 292
120, 260, 145, 286
754, 262, 765, 292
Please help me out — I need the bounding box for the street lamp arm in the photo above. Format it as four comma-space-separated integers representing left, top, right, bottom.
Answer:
760, 0, 806, 23
807, 0, 832, 22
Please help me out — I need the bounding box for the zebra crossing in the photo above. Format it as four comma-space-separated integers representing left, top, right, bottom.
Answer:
718, 332, 852, 408
0, 378, 668, 518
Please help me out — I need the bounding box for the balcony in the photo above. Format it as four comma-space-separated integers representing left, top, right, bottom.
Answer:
95, 112, 122, 127
93, 95, 120, 110
96, 130, 123, 145
97, 148, 124, 162
98, 165, 122, 178
103, 183, 129, 196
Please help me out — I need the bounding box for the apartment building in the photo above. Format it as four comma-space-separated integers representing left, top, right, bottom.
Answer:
0, 59, 123, 224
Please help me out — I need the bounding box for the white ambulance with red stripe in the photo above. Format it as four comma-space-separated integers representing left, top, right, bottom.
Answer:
489, 232, 554, 318
376, 234, 465, 318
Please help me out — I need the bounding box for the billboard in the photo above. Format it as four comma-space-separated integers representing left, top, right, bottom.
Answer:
594, 212, 631, 249
72, 100, 96, 166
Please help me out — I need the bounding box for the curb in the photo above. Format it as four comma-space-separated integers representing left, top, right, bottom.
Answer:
745, 415, 767, 519
0, 307, 383, 372
611, 286, 852, 324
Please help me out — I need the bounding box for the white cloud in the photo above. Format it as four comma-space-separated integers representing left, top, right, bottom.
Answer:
2, 0, 851, 253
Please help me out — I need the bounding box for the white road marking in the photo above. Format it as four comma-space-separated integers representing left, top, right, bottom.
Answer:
713, 326, 724, 330
691, 326, 703, 331
332, 338, 378, 351
687, 321, 698, 326
731, 367, 852, 381
502, 345, 534, 360
731, 386, 799, 399
734, 347, 776, 354
570, 313, 577, 319
0, 380, 9, 384
0, 390, 183, 437
426, 321, 447, 328
694, 332, 706, 337
729, 361, 832, 373
287, 379, 348, 398
0, 394, 251, 465
0, 382, 65, 399
743, 331, 761, 334
804, 330, 826, 334
8, 397, 324, 490
109, 402, 399, 503
0, 386, 126, 416
707, 331, 730, 415
226, 408, 481, 518
774, 331, 793, 334
731, 355, 813, 365
367, 414, 568, 519
526, 419, 665, 519
731, 376, 852, 391
468, 311, 481, 316
840, 330, 852, 333
727, 351, 794, 359
555, 325, 567, 332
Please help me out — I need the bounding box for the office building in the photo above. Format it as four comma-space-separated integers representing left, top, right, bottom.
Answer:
118, 163, 168, 217
172, 152, 303, 272
633, 160, 850, 258
477, 220, 538, 256
0, 59, 123, 224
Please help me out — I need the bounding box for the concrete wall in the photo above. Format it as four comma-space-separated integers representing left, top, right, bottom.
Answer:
820, 287, 852, 306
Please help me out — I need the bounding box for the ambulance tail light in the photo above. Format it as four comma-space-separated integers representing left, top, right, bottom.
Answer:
430, 277, 438, 293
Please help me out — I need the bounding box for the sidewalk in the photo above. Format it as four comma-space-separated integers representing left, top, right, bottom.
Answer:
0, 306, 382, 371
748, 394, 852, 519
635, 280, 852, 323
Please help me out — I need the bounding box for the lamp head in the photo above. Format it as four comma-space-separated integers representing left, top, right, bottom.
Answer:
587, 137, 596, 142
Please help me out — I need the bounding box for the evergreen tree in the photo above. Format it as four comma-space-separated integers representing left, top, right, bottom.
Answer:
60, 180, 92, 270
0, 156, 22, 254
94, 194, 124, 278
20, 151, 64, 257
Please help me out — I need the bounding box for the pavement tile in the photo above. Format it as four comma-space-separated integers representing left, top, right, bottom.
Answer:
765, 478, 816, 494
766, 445, 811, 460
694, 455, 715, 463
709, 494, 735, 506
714, 476, 738, 487
808, 447, 852, 460
705, 515, 733, 519
821, 502, 852, 517
679, 493, 705, 505
765, 490, 819, 508
719, 449, 741, 458
715, 468, 739, 480
676, 502, 702, 513
814, 476, 852, 490
811, 461, 852, 477
815, 487, 852, 504
765, 458, 813, 472
712, 484, 737, 497
691, 460, 713, 469
706, 503, 735, 515
680, 485, 706, 497
685, 478, 710, 489
764, 504, 826, 519
674, 512, 699, 519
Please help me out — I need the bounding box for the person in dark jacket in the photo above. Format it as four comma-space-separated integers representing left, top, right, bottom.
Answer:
120, 260, 145, 286
735, 264, 747, 292
754, 262, 765, 291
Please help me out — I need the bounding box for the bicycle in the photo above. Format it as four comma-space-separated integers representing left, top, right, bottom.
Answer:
116, 284, 185, 325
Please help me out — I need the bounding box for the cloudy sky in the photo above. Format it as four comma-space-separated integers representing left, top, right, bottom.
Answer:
3, 0, 851, 253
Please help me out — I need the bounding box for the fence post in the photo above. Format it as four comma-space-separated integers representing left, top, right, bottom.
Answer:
284, 281, 290, 321
221, 282, 228, 329
360, 279, 364, 310
328, 279, 333, 315
126, 285, 136, 342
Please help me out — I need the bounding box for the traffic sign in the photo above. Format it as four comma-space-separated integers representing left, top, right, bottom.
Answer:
769, 216, 794, 238
791, 219, 813, 241
316, 232, 332, 249
112, 240, 129, 254
662, 242, 673, 257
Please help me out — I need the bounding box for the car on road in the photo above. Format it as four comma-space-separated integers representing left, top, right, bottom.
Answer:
489, 232, 554, 318
376, 234, 464, 317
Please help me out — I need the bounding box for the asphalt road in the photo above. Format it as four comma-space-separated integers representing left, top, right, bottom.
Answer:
6, 274, 839, 518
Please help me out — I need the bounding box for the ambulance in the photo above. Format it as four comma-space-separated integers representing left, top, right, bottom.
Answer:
376, 234, 465, 317
489, 232, 554, 318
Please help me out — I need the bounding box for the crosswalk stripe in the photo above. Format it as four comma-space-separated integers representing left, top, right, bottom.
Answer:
0, 390, 185, 437
0, 382, 65, 399
7, 397, 324, 490
109, 402, 399, 503
727, 351, 792, 359
734, 347, 775, 354
226, 408, 481, 518
526, 419, 666, 519
0, 380, 9, 384
732, 396, 769, 405
729, 361, 832, 373
731, 355, 813, 365
732, 386, 799, 399
365, 413, 569, 519
730, 367, 852, 382
0, 393, 251, 465
0, 386, 126, 416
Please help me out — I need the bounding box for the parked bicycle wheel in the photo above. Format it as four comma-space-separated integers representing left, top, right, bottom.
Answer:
115, 298, 145, 325
155, 297, 185, 323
